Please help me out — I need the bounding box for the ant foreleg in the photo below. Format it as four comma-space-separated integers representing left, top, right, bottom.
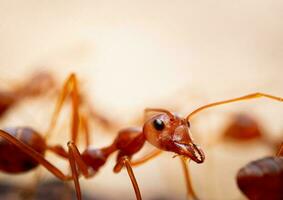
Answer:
130, 149, 162, 166
114, 156, 142, 200
119, 150, 199, 200
180, 157, 199, 200
187, 92, 283, 120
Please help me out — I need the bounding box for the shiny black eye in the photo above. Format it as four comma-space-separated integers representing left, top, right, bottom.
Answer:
187, 121, 191, 128
153, 119, 165, 131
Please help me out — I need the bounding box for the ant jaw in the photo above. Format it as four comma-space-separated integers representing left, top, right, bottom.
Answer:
173, 142, 205, 164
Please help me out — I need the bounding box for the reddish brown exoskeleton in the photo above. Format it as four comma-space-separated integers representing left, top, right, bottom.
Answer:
219, 113, 281, 155
63, 92, 283, 200
0, 74, 110, 195
223, 113, 263, 141
0, 71, 56, 117
0, 77, 283, 200
237, 143, 283, 200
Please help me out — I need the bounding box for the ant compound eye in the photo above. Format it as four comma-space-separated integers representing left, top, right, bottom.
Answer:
153, 119, 165, 131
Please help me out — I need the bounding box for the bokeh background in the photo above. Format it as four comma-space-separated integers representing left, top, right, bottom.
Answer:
0, 1, 283, 199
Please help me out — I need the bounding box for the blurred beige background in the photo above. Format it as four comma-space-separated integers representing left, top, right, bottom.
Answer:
0, 1, 283, 200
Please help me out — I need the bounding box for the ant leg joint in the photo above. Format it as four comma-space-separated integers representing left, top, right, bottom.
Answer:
113, 156, 126, 173
67, 141, 75, 146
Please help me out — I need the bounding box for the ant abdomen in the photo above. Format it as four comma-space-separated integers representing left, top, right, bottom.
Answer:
237, 156, 283, 200
0, 127, 46, 173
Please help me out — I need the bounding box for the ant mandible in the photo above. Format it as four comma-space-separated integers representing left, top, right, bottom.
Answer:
0, 71, 55, 118
0, 83, 283, 199
237, 142, 283, 200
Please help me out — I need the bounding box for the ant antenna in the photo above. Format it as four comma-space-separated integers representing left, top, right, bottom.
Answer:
186, 93, 283, 121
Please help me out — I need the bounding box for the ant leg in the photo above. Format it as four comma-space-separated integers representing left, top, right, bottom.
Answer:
129, 151, 199, 200
67, 142, 93, 200
67, 142, 90, 177
45, 73, 80, 144
0, 130, 71, 181
68, 143, 81, 200
114, 156, 142, 200
47, 144, 69, 158
276, 142, 283, 156
80, 113, 90, 147
187, 93, 283, 120
131, 149, 162, 166
180, 157, 199, 200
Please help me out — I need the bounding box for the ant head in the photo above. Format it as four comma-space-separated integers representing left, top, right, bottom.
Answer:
143, 108, 205, 163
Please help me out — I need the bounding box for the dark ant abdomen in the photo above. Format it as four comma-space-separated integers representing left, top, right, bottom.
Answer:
0, 127, 46, 173
237, 156, 283, 200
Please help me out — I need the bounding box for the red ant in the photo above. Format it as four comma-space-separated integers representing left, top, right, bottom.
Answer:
237, 142, 283, 200
0, 71, 55, 118
222, 113, 264, 141
214, 113, 280, 156
0, 81, 282, 199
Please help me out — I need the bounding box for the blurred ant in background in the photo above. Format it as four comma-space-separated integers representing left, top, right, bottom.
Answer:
0, 70, 114, 132
222, 113, 264, 142
200, 104, 282, 199
0, 72, 283, 200
237, 142, 283, 200
0, 71, 55, 118
212, 112, 281, 155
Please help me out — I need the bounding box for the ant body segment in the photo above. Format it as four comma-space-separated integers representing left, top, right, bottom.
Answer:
218, 113, 279, 154
0, 73, 282, 200
237, 143, 283, 200
222, 113, 263, 141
